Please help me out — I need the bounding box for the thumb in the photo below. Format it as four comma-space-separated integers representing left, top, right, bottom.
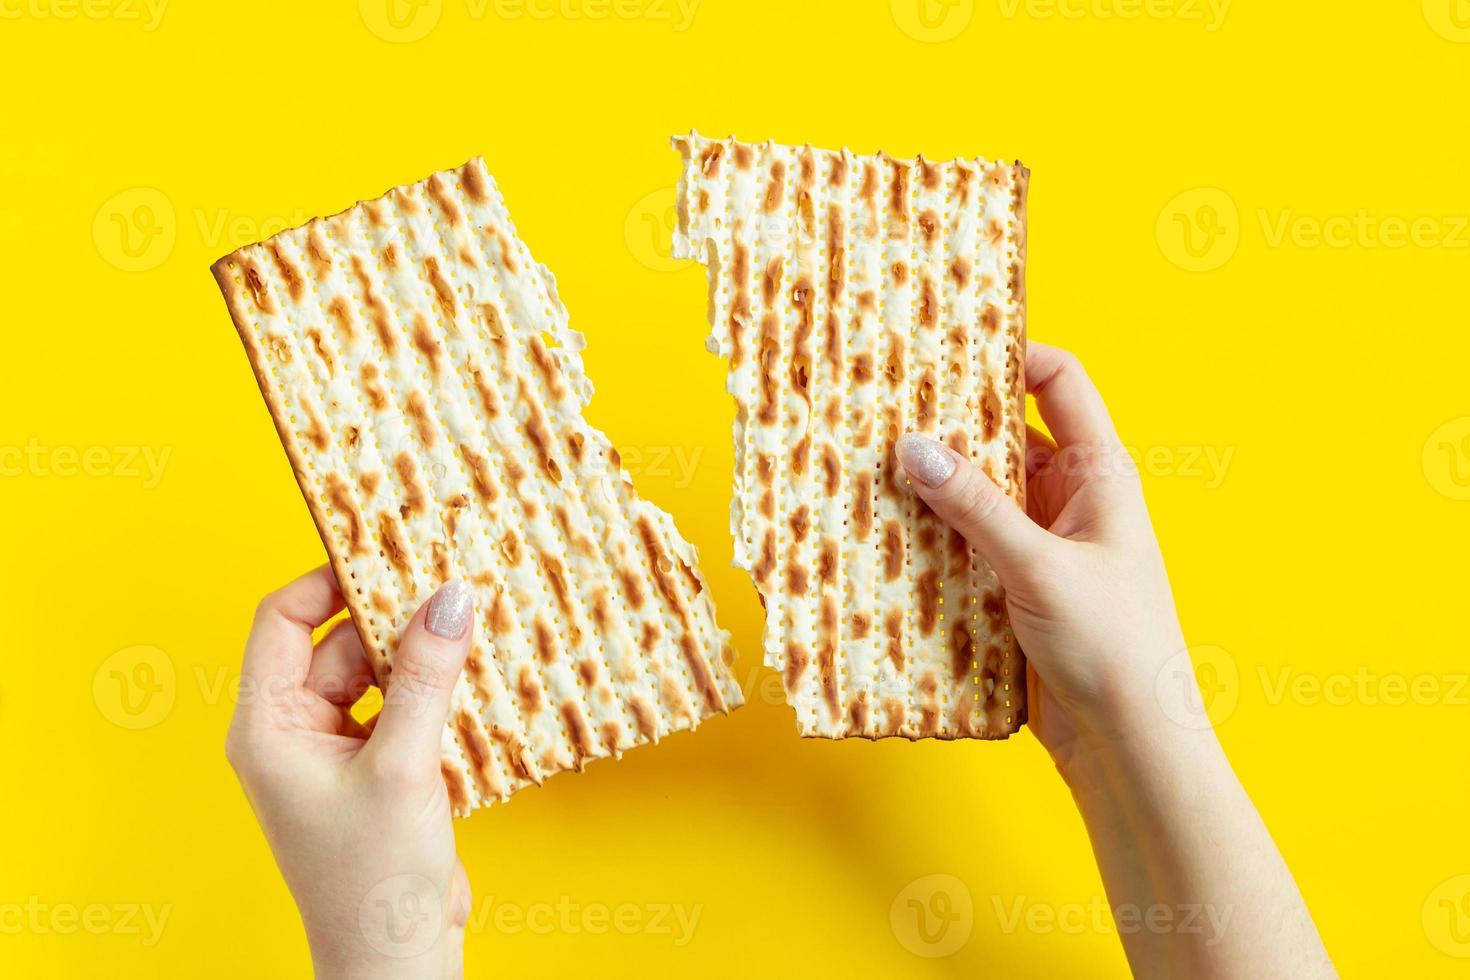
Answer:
368, 579, 474, 772
896, 433, 1052, 582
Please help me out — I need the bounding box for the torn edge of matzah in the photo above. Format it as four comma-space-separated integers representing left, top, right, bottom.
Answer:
213, 157, 743, 814
670, 131, 1027, 740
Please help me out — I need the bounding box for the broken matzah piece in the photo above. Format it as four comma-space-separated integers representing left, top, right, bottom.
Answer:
213, 158, 743, 814
671, 132, 1027, 739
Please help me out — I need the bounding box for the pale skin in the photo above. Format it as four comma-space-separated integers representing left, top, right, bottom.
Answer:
227, 341, 1335, 978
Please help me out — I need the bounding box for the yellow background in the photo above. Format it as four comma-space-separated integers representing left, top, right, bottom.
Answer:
3, 0, 1468, 976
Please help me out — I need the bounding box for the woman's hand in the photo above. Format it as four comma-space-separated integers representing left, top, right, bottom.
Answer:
896, 340, 1192, 775
226, 567, 475, 979
897, 341, 1336, 980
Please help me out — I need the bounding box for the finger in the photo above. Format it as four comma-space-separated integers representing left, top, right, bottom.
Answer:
306, 618, 377, 707
896, 433, 1053, 580
363, 580, 474, 773
241, 564, 346, 692
1026, 342, 1122, 450
1025, 423, 1057, 478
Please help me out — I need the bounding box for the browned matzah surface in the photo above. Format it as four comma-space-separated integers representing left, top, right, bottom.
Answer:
214, 158, 742, 814
672, 133, 1026, 739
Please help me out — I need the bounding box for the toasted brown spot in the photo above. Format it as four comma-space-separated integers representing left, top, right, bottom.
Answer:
599, 720, 623, 755
533, 617, 558, 664
820, 444, 841, 496
759, 490, 775, 520
754, 529, 777, 584
763, 160, 786, 213
565, 431, 585, 463
266, 243, 303, 302
491, 727, 533, 781
425, 173, 464, 226
423, 256, 457, 325
679, 631, 726, 714
639, 619, 661, 652
468, 360, 501, 418
430, 542, 450, 582
360, 362, 388, 410
489, 588, 514, 636
405, 390, 434, 447
540, 554, 574, 622
853, 472, 874, 538
493, 229, 518, 274
559, 701, 593, 767
619, 565, 646, 608
479, 303, 507, 348
853, 611, 872, 639
792, 434, 811, 476
827, 209, 846, 306
853, 352, 875, 383
981, 383, 1002, 442
324, 473, 367, 556
980, 303, 1001, 334
516, 664, 543, 715
377, 512, 411, 586
301, 399, 329, 452
757, 453, 777, 487
441, 762, 470, 814
784, 641, 810, 692
982, 591, 1005, 630
575, 657, 599, 689
918, 209, 939, 246
304, 328, 335, 376
242, 261, 275, 314
883, 336, 905, 387
393, 453, 427, 517
455, 710, 495, 799
325, 296, 356, 345
917, 570, 940, 635
381, 243, 400, 271
555, 505, 597, 560
529, 333, 568, 401
630, 696, 658, 739
520, 385, 561, 482
410, 314, 443, 376
950, 257, 972, 289
589, 587, 612, 631
888, 162, 911, 237
860, 161, 878, 205
986, 217, 1005, 247
818, 538, 838, 585
881, 697, 905, 735
916, 368, 937, 428
891, 261, 908, 286
824, 396, 842, 430
786, 563, 808, 596
919, 277, 938, 328
350, 256, 394, 354
734, 143, 754, 170
952, 622, 976, 683
789, 505, 811, 543
306, 227, 332, 279
847, 692, 871, 735
459, 445, 496, 503
698, 142, 724, 177
882, 520, 904, 581
884, 608, 904, 671
818, 597, 840, 720
359, 471, 381, 496
857, 289, 877, 314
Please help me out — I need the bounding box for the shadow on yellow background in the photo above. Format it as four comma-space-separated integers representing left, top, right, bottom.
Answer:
2, 0, 1468, 976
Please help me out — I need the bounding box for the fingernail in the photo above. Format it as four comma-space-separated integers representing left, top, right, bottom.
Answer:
425, 580, 473, 639
896, 433, 956, 488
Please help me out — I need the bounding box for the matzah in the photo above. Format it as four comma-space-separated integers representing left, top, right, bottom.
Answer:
671, 132, 1027, 739
213, 158, 743, 815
